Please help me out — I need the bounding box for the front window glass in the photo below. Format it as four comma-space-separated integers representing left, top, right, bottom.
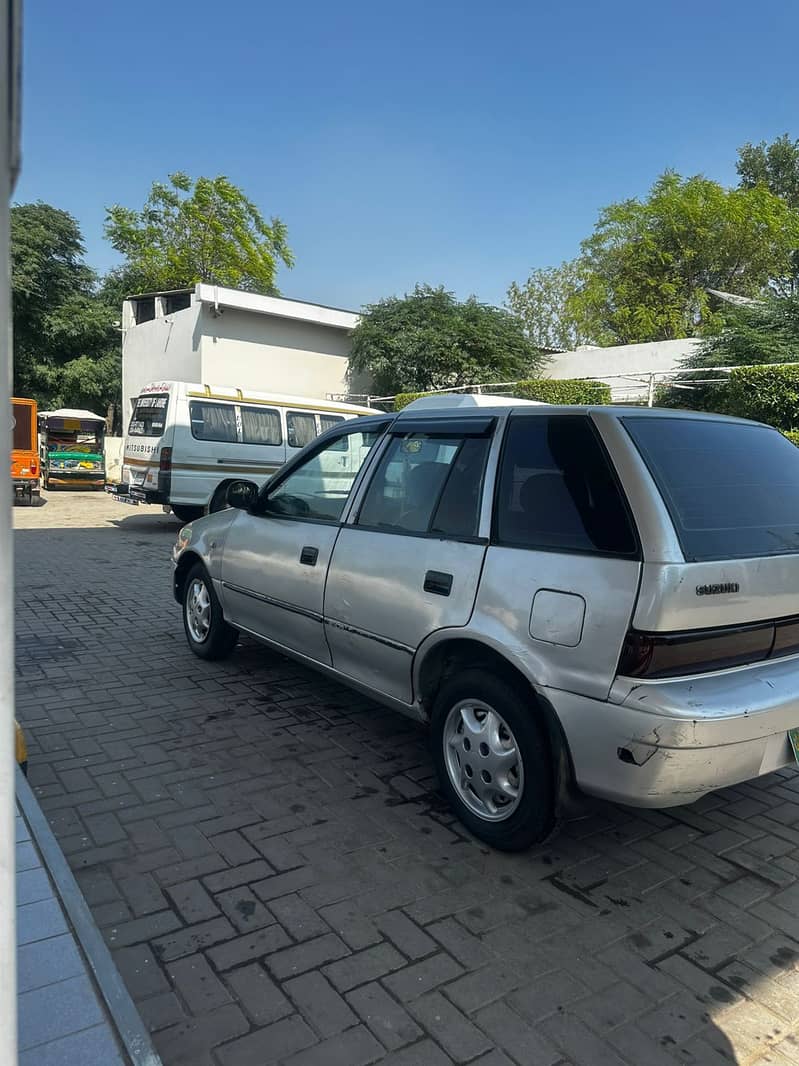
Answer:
358, 434, 489, 537
241, 406, 282, 445
129, 393, 169, 438
495, 416, 637, 556
624, 417, 799, 561
189, 401, 238, 443
266, 428, 383, 521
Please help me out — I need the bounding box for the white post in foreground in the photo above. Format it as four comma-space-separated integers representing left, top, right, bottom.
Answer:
0, 3, 21, 1063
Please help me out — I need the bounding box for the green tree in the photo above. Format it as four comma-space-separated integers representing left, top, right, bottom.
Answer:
687, 295, 799, 368
11, 202, 119, 415
738, 134, 799, 207
506, 261, 589, 350
737, 134, 799, 294
570, 172, 799, 344
105, 172, 293, 295
348, 284, 546, 396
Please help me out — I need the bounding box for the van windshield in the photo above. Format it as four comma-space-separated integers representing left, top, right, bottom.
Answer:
129, 394, 169, 437
624, 416, 799, 561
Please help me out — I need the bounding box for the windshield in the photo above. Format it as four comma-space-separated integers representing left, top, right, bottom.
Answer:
624, 416, 799, 561
129, 393, 169, 438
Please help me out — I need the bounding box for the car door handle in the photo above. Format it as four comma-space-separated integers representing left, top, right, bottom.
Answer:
300, 546, 319, 566
424, 570, 452, 596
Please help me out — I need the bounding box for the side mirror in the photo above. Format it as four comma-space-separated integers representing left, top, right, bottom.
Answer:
227, 481, 258, 510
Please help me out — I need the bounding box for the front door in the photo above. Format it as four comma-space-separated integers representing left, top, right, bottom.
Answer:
220, 422, 386, 665
324, 422, 494, 703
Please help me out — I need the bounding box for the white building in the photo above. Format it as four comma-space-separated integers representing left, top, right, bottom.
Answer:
546, 337, 701, 401
121, 283, 364, 418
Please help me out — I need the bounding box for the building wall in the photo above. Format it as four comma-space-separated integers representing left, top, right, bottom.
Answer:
545, 338, 701, 401
122, 305, 201, 416
197, 305, 354, 398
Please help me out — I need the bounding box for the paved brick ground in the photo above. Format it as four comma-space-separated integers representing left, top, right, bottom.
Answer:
13, 491, 799, 1065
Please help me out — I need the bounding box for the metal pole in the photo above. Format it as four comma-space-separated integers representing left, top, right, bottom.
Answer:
647, 373, 655, 408
0, 4, 20, 1062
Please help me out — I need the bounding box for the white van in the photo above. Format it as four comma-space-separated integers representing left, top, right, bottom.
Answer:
110, 380, 377, 522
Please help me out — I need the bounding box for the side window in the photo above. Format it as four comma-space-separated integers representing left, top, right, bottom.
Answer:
495, 416, 637, 556
320, 414, 344, 433
358, 434, 489, 538
287, 412, 317, 449
241, 406, 282, 445
189, 401, 237, 443
265, 427, 383, 522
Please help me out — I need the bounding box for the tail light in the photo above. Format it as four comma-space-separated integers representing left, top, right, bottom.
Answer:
30, 462, 36, 475
618, 617, 799, 680
159, 447, 172, 472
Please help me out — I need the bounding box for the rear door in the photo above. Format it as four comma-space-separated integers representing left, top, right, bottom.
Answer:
324, 418, 494, 704
475, 412, 642, 701
621, 415, 799, 633
124, 388, 173, 493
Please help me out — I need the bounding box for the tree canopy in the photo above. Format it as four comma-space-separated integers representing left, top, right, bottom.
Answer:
569, 172, 799, 344
11, 202, 119, 416
505, 261, 589, 351
348, 285, 546, 396
105, 172, 293, 296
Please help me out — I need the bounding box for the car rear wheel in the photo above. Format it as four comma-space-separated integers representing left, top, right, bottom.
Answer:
430, 669, 555, 851
182, 563, 238, 660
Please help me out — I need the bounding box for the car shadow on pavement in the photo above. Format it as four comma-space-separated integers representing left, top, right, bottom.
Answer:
14, 521, 799, 1066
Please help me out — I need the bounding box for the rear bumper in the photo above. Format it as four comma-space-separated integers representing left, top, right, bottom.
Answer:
108, 482, 168, 506
549, 655, 799, 807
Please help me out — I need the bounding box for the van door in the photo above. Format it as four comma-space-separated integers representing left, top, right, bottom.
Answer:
323, 420, 493, 704
123, 388, 174, 498
219, 422, 386, 664
181, 398, 287, 508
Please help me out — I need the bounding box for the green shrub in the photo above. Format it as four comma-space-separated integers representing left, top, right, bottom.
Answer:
783, 429, 799, 446
393, 391, 433, 411
724, 365, 799, 431
509, 378, 612, 405
393, 379, 611, 410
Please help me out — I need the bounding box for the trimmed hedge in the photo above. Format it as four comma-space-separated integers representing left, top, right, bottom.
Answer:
394, 391, 432, 411
724, 365, 799, 432
510, 378, 611, 405
393, 378, 611, 411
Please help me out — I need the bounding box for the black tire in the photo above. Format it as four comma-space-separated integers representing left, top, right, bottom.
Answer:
182, 562, 238, 660
172, 504, 204, 524
430, 669, 555, 851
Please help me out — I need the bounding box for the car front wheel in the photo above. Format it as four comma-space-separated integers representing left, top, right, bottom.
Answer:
431, 669, 555, 851
182, 563, 238, 660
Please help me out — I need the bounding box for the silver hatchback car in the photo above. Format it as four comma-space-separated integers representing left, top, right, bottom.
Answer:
172, 395, 799, 850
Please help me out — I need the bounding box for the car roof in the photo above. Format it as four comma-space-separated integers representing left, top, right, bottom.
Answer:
392, 401, 770, 428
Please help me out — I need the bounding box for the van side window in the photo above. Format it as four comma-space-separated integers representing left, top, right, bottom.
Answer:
495, 416, 637, 556
358, 434, 489, 538
241, 406, 282, 446
189, 401, 237, 443
287, 412, 317, 449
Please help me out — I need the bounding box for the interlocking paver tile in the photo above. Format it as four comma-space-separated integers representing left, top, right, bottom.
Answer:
14, 493, 799, 1066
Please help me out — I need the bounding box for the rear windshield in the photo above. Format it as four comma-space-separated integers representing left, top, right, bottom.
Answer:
12, 402, 34, 451
624, 417, 799, 561
129, 394, 169, 438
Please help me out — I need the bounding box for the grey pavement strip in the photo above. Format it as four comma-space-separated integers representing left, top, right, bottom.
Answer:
16, 765, 162, 1066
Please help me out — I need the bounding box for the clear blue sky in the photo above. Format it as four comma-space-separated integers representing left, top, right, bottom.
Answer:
17, 0, 799, 310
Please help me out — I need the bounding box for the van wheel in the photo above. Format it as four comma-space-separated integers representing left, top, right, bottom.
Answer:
182, 563, 238, 660
172, 505, 204, 523
430, 669, 555, 851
